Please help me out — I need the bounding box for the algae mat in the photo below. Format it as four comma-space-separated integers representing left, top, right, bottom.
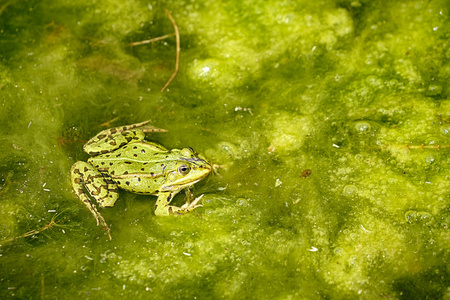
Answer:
0, 0, 449, 299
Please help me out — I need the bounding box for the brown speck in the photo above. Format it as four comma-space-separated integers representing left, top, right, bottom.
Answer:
300, 169, 312, 178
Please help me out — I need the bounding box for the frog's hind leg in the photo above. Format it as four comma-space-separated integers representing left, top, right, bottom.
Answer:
83, 120, 167, 155
71, 161, 119, 240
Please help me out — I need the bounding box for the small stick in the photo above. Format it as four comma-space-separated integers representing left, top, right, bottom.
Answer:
0, 211, 70, 245
161, 9, 180, 92
129, 33, 174, 46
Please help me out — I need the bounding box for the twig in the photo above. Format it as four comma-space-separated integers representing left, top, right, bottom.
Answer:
161, 9, 180, 92
129, 33, 174, 46
0, 211, 71, 245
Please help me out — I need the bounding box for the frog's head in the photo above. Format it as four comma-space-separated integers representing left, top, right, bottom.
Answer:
161, 147, 212, 191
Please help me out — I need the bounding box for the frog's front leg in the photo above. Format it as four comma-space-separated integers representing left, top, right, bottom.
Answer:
71, 161, 120, 239
83, 120, 167, 155
154, 191, 203, 216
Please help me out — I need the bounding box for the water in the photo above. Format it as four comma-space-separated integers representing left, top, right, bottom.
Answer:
0, 0, 449, 299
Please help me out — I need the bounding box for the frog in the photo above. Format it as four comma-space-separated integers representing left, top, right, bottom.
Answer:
70, 120, 212, 239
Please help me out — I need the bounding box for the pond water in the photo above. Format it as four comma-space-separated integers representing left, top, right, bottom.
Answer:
0, 0, 449, 299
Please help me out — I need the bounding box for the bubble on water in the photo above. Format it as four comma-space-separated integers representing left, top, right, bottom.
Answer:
405, 210, 434, 225
440, 126, 450, 135
428, 85, 442, 95
417, 211, 433, 225
425, 155, 436, 165
236, 198, 248, 206
425, 136, 439, 145
334, 247, 343, 255
405, 210, 417, 223
366, 75, 382, 87
343, 185, 357, 195
386, 79, 398, 88
354, 121, 371, 133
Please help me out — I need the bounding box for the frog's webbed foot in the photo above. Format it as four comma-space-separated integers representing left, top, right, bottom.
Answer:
180, 194, 204, 211
154, 192, 204, 216
83, 120, 167, 155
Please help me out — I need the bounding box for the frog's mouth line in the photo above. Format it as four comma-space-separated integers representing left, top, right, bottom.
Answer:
162, 170, 211, 191
162, 178, 204, 191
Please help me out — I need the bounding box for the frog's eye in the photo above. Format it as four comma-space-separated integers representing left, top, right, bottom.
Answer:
178, 164, 191, 175
180, 147, 195, 157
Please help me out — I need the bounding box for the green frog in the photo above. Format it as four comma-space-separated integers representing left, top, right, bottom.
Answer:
70, 120, 212, 239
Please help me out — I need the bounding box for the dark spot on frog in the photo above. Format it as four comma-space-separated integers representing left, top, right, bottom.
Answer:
110, 170, 115, 175
84, 167, 89, 172
133, 146, 137, 149
109, 141, 116, 146
116, 153, 122, 157
73, 168, 80, 174
141, 149, 145, 154
110, 129, 117, 134
133, 154, 138, 157
74, 178, 81, 184
97, 134, 106, 139
141, 168, 145, 171
109, 162, 114, 166
138, 178, 141, 182
150, 172, 154, 176
124, 171, 129, 175
101, 162, 105, 165
124, 161, 132, 164
106, 154, 110, 157
126, 181, 130, 186
101, 150, 108, 154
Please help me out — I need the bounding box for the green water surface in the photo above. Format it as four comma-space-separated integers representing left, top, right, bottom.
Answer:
0, 0, 449, 299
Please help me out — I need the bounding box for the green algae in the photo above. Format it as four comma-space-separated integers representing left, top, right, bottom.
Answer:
0, 0, 449, 299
